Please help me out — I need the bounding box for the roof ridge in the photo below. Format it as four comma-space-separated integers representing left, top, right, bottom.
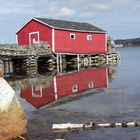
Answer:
34, 17, 90, 25
33, 17, 106, 33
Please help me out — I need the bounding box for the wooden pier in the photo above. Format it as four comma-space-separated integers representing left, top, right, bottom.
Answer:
0, 42, 55, 75
0, 43, 120, 76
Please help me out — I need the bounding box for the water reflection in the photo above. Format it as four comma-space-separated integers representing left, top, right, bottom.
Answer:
7, 64, 118, 109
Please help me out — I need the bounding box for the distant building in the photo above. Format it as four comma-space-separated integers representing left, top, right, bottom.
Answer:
16, 17, 107, 54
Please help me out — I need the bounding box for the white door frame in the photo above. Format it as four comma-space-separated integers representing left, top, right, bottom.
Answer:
29, 31, 40, 45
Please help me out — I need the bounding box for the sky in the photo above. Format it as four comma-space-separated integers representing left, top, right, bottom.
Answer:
0, 0, 140, 44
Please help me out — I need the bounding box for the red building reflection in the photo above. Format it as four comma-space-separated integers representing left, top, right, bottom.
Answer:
21, 67, 108, 108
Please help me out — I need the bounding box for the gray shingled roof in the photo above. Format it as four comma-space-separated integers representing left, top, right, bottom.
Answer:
34, 17, 105, 33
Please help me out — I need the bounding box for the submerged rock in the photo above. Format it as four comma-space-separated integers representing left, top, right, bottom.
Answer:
0, 77, 27, 140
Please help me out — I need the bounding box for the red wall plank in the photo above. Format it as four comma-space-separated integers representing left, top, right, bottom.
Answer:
17, 19, 52, 49
54, 29, 106, 54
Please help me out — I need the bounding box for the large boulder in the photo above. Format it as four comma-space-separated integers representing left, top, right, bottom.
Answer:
0, 77, 27, 140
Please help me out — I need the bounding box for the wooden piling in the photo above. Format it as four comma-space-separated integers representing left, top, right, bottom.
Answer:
0, 43, 120, 75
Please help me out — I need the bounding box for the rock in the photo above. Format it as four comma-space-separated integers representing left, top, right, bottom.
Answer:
0, 77, 27, 140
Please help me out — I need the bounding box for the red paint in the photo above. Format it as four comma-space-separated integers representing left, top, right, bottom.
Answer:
20, 67, 108, 108
55, 29, 106, 54
21, 84, 55, 108
29, 32, 39, 44
56, 67, 107, 98
17, 19, 52, 49
17, 19, 106, 54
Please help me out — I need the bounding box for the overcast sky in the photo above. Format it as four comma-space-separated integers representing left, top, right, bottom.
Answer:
0, 0, 139, 44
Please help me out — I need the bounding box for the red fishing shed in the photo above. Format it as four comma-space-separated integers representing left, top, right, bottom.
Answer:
16, 17, 107, 54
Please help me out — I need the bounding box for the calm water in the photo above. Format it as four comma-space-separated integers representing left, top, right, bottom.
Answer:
55, 47, 140, 118
6, 47, 140, 139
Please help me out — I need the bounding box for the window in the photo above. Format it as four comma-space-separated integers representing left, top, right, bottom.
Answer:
87, 35, 92, 41
72, 84, 78, 93
70, 33, 76, 39
88, 82, 94, 88
31, 85, 43, 98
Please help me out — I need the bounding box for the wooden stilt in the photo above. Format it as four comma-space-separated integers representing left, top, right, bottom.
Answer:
56, 54, 60, 74
77, 54, 80, 71
89, 56, 92, 66
59, 54, 63, 73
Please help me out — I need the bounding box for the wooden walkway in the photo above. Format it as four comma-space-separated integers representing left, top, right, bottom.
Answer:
0, 43, 120, 76
0, 43, 54, 58
0, 45, 27, 57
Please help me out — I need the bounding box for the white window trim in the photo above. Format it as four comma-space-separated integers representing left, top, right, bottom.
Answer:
72, 84, 78, 93
52, 28, 55, 53
88, 82, 94, 88
70, 33, 76, 39
29, 31, 40, 45
87, 35, 92, 41
31, 85, 43, 98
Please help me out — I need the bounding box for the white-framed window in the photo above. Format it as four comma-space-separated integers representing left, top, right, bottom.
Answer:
29, 31, 40, 45
70, 33, 76, 39
88, 82, 94, 88
87, 35, 92, 41
72, 84, 78, 93
31, 85, 43, 98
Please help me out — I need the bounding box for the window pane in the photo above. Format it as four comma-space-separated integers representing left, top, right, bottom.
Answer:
70, 34, 75, 39
87, 35, 92, 40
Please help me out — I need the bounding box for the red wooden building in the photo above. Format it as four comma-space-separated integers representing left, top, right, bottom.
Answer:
16, 17, 107, 54
20, 67, 108, 108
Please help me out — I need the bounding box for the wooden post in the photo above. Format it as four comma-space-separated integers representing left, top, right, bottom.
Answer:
56, 54, 60, 74
3, 59, 7, 76
7, 59, 10, 75
56, 54, 59, 65
59, 54, 62, 64
83, 56, 89, 67
77, 54, 80, 71
106, 55, 109, 65
59, 54, 63, 73
89, 56, 92, 66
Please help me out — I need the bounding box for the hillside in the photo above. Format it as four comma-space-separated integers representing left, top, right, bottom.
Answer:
115, 38, 140, 46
